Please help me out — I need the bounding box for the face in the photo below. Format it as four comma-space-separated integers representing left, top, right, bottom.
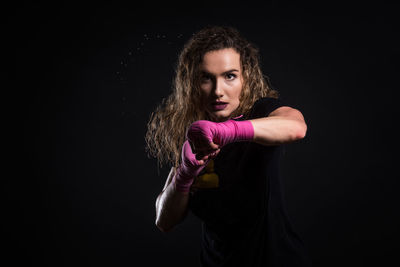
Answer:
199, 48, 243, 122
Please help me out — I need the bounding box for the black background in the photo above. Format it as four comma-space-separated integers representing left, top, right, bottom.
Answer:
10, 1, 399, 266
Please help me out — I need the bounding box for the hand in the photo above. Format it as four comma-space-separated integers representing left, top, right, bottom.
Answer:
173, 140, 220, 192
181, 139, 213, 169
186, 119, 254, 160
186, 120, 221, 161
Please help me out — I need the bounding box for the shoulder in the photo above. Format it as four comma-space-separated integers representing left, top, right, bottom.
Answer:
253, 96, 284, 107
247, 97, 287, 119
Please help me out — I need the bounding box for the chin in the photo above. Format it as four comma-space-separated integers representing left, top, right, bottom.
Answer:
215, 115, 230, 122
207, 108, 232, 122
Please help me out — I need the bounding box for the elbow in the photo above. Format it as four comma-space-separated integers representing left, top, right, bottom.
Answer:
292, 109, 307, 140
155, 222, 169, 233
156, 225, 172, 233
155, 220, 174, 233
294, 121, 307, 140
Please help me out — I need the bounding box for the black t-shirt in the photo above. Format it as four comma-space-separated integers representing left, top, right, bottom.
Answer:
188, 97, 312, 267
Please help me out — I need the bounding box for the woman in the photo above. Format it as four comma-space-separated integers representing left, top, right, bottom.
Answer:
146, 25, 312, 267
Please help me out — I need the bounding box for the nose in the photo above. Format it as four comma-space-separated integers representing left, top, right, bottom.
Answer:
213, 78, 224, 97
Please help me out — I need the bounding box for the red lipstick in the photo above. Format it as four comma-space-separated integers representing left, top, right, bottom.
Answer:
211, 101, 228, 111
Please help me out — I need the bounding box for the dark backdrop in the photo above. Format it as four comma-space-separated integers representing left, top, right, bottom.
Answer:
10, 1, 399, 266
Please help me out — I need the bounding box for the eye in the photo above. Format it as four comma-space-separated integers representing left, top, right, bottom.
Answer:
226, 73, 237, 80
201, 75, 211, 83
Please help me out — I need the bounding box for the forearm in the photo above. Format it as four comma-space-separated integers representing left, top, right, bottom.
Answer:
249, 116, 307, 146
155, 176, 190, 232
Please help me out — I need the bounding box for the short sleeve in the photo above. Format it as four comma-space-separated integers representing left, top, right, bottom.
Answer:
247, 97, 286, 120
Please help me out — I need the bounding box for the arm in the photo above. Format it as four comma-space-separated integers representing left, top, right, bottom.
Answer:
250, 106, 307, 146
155, 167, 190, 233
155, 141, 217, 233
186, 106, 307, 155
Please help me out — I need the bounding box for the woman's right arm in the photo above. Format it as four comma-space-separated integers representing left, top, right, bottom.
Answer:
155, 166, 191, 232
155, 140, 219, 232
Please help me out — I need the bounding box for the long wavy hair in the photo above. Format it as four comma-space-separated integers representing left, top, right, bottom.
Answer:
145, 25, 279, 170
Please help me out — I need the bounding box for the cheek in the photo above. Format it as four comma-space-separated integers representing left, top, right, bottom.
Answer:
200, 84, 212, 95
199, 86, 211, 106
234, 82, 242, 101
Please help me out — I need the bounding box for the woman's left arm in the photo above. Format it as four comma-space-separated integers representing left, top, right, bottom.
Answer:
249, 106, 307, 146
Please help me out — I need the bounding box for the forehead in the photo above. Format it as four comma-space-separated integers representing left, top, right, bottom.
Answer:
200, 48, 241, 73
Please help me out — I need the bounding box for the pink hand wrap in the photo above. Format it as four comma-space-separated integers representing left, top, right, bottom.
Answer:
187, 119, 254, 148
174, 119, 254, 193
173, 140, 210, 193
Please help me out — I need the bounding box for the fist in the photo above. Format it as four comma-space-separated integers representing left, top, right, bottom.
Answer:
182, 140, 220, 171
186, 120, 221, 161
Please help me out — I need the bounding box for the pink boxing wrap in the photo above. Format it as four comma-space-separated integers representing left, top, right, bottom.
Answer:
187, 119, 255, 149
173, 140, 212, 193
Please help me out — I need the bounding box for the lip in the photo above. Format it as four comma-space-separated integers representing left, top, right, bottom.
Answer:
211, 103, 228, 111
212, 101, 228, 105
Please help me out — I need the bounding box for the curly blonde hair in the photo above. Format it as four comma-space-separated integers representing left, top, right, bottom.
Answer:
145, 25, 279, 170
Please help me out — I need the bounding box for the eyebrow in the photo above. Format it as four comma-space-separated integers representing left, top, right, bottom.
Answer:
201, 69, 239, 76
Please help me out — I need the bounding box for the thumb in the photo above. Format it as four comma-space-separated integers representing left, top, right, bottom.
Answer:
209, 141, 220, 150
197, 154, 211, 166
